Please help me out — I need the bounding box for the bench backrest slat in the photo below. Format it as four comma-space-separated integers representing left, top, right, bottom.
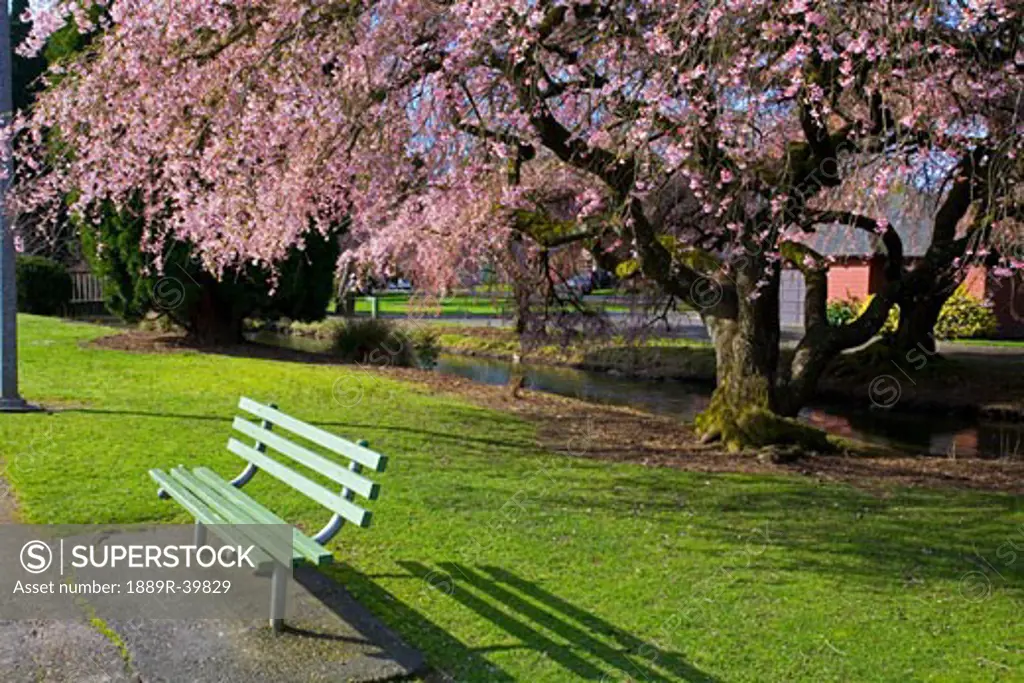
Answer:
227, 438, 372, 528
232, 418, 380, 500
238, 397, 387, 472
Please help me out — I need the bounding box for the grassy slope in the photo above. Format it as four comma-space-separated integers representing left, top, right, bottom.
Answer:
433, 326, 718, 380
2, 315, 1022, 682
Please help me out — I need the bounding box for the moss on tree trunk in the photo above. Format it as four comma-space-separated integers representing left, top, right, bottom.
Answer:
695, 317, 831, 453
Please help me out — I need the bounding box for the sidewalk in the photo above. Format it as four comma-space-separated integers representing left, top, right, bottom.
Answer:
0, 474, 131, 682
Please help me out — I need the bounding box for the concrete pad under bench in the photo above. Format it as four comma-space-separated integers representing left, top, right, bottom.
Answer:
103, 567, 425, 683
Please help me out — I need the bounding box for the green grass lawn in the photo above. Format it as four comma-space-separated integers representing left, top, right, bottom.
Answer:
354, 293, 515, 316
2, 315, 1023, 682
948, 338, 1024, 349
351, 292, 638, 317
433, 326, 718, 379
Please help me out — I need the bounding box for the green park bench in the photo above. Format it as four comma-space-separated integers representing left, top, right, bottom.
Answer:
149, 396, 387, 631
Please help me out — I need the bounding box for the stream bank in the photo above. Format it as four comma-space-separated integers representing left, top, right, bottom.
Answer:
426, 325, 1024, 422
249, 325, 1024, 460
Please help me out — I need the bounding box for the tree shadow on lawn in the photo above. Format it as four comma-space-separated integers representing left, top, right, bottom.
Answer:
57, 408, 537, 453
397, 560, 721, 682
548, 470, 1024, 591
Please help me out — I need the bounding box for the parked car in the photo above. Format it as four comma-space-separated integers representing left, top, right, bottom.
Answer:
386, 278, 413, 292
591, 269, 616, 290
563, 273, 594, 295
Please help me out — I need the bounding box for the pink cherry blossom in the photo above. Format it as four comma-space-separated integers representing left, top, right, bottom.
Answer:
8, 0, 1020, 296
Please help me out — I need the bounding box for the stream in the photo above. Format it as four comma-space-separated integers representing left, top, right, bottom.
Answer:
252, 331, 1024, 459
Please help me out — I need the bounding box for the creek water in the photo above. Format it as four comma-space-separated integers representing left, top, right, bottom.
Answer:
251, 330, 1024, 459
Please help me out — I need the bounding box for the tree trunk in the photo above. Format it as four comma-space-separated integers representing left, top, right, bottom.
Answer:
695, 315, 776, 449
513, 280, 530, 336
891, 296, 944, 354
694, 267, 833, 452
889, 268, 959, 355
186, 288, 244, 346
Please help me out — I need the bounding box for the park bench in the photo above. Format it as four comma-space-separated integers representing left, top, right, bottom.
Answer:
149, 396, 387, 631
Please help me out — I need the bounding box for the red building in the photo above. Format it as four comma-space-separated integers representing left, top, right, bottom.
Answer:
782, 217, 1024, 338
820, 256, 1023, 338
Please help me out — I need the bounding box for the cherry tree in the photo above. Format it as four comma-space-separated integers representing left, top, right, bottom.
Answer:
15, 0, 1023, 449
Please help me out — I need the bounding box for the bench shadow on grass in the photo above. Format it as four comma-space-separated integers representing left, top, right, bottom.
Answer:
320, 563, 519, 682
396, 560, 720, 682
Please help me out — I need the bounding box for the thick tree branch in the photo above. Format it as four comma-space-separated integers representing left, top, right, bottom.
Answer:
454, 121, 536, 161
805, 209, 905, 279
932, 147, 991, 247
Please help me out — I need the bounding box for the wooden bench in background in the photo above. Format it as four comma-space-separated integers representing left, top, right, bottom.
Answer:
149, 396, 388, 631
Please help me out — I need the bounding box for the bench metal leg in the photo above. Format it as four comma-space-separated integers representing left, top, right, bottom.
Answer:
193, 521, 207, 548
269, 563, 287, 633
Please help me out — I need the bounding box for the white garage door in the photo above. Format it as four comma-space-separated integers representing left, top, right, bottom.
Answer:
779, 269, 806, 328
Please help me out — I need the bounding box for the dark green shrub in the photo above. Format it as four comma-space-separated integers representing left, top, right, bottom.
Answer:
329, 319, 415, 367
15, 255, 72, 315
78, 200, 343, 344
11, 0, 48, 113
407, 327, 441, 368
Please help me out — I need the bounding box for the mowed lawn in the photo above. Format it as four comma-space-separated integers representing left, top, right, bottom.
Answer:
350, 292, 634, 317
2, 315, 1023, 682
353, 292, 514, 316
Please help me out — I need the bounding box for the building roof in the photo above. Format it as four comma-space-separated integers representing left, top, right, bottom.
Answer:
796, 193, 936, 259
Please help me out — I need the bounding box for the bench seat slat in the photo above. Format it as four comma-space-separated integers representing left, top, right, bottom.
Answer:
150, 469, 228, 526
168, 467, 263, 527
227, 438, 372, 528
238, 397, 387, 472
232, 417, 380, 500
192, 467, 332, 567
168, 467, 298, 567
149, 469, 277, 566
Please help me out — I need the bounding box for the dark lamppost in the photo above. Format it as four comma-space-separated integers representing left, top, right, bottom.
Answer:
0, 0, 36, 412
